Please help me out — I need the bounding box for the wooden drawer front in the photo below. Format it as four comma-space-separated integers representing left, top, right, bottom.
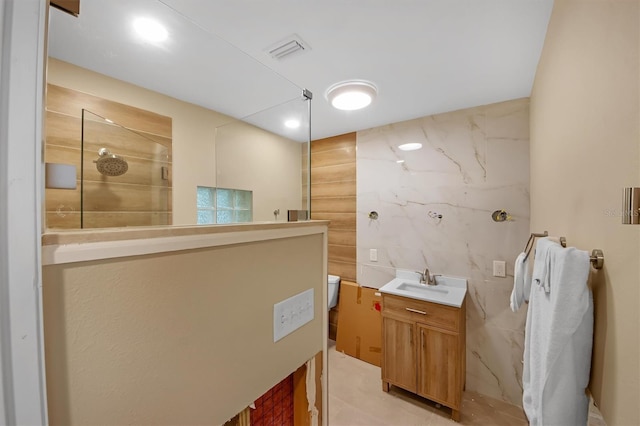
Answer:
382, 294, 459, 332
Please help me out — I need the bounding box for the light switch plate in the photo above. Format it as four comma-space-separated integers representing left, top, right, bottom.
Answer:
273, 288, 314, 342
370, 248, 378, 262
493, 260, 506, 278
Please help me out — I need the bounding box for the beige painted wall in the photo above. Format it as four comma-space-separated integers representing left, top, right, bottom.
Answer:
47, 59, 305, 225
530, 1, 640, 424
43, 233, 324, 425
215, 121, 303, 222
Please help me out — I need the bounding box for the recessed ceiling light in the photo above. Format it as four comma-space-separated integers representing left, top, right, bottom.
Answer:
284, 119, 301, 129
133, 17, 168, 43
326, 80, 377, 111
398, 143, 423, 151
396, 160, 405, 163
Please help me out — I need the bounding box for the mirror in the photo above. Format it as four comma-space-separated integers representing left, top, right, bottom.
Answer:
45, 0, 310, 229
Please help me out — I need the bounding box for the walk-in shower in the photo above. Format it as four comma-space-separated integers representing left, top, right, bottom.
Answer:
80, 109, 171, 228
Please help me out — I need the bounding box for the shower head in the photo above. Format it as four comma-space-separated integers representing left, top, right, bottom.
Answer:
94, 148, 128, 177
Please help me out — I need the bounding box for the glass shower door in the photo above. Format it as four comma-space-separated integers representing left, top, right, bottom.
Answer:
81, 109, 171, 228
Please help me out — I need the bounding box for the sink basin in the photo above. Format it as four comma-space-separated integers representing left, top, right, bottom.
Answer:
379, 272, 467, 307
396, 282, 449, 294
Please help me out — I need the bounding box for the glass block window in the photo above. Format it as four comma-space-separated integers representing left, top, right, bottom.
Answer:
197, 186, 253, 224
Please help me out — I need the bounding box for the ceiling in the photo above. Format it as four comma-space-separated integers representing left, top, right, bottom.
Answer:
48, 0, 554, 142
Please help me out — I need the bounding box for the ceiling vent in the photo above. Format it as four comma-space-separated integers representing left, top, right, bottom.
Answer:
266, 34, 310, 60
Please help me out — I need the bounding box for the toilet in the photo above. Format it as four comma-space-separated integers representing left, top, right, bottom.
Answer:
328, 274, 341, 310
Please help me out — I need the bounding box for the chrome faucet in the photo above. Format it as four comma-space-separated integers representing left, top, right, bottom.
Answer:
418, 268, 436, 285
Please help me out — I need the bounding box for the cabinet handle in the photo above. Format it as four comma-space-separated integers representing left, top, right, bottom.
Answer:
422, 329, 425, 349
410, 327, 413, 345
406, 307, 427, 315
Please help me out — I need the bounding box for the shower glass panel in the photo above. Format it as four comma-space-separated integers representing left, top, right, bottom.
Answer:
81, 109, 171, 228
215, 94, 311, 222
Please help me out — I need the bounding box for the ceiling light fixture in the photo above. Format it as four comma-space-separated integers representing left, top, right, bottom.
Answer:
398, 143, 423, 151
133, 17, 168, 43
284, 119, 301, 129
326, 80, 377, 111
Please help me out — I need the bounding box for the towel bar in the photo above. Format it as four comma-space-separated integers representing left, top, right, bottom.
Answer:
523, 231, 548, 261
524, 232, 604, 270
590, 249, 604, 270
560, 236, 604, 270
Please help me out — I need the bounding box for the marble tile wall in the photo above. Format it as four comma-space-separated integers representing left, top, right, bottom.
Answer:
356, 98, 530, 406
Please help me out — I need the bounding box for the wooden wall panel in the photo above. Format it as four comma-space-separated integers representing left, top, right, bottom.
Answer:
310, 181, 356, 198
327, 261, 357, 281
45, 84, 172, 229
310, 133, 357, 340
47, 85, 171, 138
327, 245, 356, 264
310, 146, 356, 168
46, 212, 172, 229
311, 135, 355, 153
311, 197, 356, 213
309, 213, 356, 230
309, 163, 356, 185
327, 229, 356, 246
46, 112, 81, 148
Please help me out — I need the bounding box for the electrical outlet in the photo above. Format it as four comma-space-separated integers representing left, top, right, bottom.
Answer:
370, 248, 378, 262
273, 288, 314, 342
493, 260, 506, 278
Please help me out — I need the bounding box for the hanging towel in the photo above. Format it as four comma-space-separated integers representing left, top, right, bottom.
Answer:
522, 242, 592, 426
531, 238, 556, 293
510, 252, 531, 311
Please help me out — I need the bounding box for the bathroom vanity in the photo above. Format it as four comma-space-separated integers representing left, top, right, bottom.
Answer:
379, 273, 467, 421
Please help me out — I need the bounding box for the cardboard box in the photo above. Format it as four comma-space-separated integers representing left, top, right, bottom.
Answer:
335, 280, 382, 367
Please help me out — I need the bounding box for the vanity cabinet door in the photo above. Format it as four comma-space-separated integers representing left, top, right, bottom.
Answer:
382, 316, 417, 393
417, 324, 461, 410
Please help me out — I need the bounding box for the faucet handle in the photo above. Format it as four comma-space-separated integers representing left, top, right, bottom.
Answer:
428, 274, 443, 285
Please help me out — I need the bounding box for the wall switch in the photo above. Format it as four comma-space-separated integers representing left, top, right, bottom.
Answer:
493, 260, 506, 278
273, 288, 314, 342
369, 249, 378, 262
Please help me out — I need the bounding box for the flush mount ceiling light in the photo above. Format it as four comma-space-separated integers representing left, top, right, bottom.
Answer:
133, 17, 168, 43
284, 119, 301, 129
398, 143, 423, 151
326, 80, 377, 111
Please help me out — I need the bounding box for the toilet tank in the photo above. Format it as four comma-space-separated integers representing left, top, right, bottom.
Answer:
328, 274, 341, 286
328, 274, 341, 309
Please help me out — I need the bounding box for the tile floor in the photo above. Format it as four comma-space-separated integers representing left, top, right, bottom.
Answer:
328, 340, 606, 425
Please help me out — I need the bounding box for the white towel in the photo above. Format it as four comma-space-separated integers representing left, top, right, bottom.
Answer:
522, 243, 592, 426
510, 252, 531, 311
531, 238, 556, 293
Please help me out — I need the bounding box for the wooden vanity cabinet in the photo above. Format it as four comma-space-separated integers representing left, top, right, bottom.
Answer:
381, 294, 466, 421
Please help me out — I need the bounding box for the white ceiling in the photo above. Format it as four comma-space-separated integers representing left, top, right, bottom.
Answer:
48, 0, 553, 141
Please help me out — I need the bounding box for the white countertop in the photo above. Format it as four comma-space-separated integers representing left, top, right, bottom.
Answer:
379, 270, 467, 308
